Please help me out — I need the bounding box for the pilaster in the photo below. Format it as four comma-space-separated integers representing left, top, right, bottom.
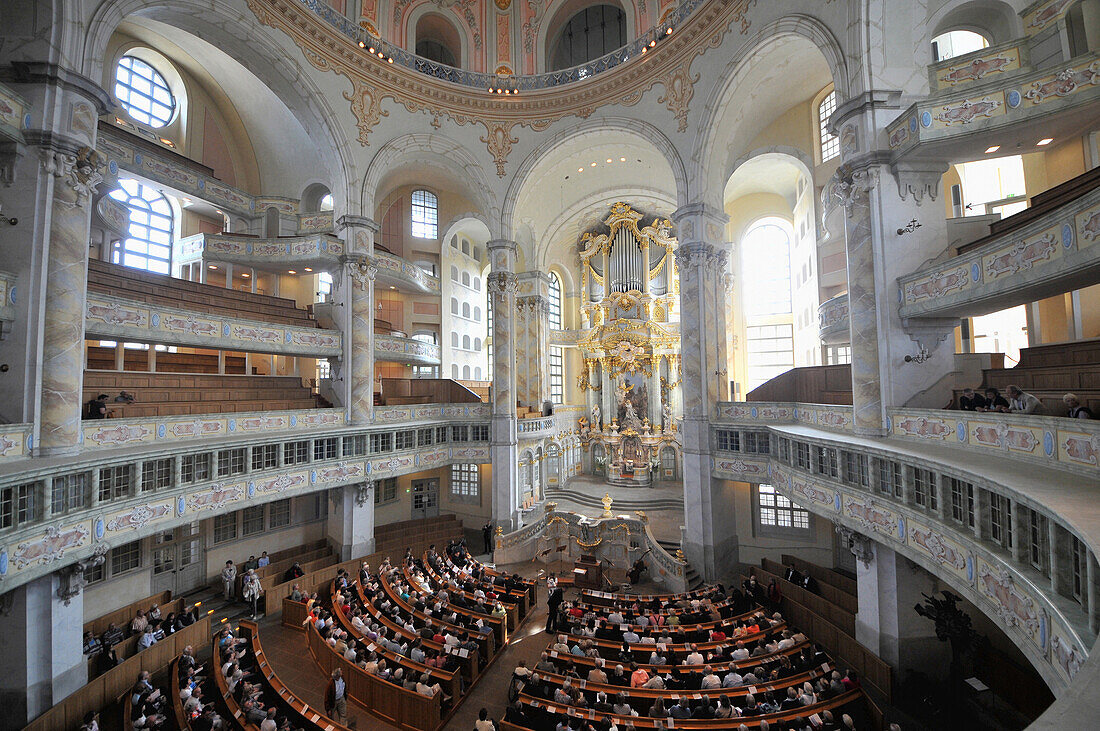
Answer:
488, 239, 520, 530
326, 482, 376, 560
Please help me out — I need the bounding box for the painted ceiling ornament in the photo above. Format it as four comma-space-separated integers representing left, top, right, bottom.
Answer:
480, 121, 519, 177
344, 78, 390, 146
657, 62, 700, 132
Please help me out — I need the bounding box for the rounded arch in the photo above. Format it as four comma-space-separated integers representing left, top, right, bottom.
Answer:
407, 9, 465, 69
300, 182, 334, 213
928, 0, 1021, 48
536, 0, 640, 74
693, 15, 849, 208
502, 117, 688, 242
110, 46, 186, 130
361, 133, 495, 225
82, 0, 357, 213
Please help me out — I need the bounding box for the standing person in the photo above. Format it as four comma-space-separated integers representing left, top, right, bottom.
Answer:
482, 520, 493, 554
546, 581, 564, 633
221, 560, 237, 601
242, 569, 263, 619
324, 668, 348, 724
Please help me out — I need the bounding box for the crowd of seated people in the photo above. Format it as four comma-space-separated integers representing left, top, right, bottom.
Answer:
956, 386, 1094, 418
83, 603, 203, 676
215, 625, 309, 731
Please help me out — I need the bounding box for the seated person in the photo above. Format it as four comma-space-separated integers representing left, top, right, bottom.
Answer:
1006, 385, 1043, 414
976, 387, 1010, 412
1064, 393, 1094, 420
958, 388, 987, 411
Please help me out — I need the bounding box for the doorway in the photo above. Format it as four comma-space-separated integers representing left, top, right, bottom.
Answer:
151, 522, 204, 596
412, 479, 439, 519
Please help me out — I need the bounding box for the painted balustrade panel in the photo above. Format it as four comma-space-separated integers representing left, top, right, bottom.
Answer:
372, 251, 441, 293
178, 233, 345, 270
374, 333, 442, 364
372, 402, 490, 424
930, 42, 1026, 91
0, 423, 32, 462
714, 402, 854, 433
80, 408, 345, 450
898, 188, 1100, 318
296, 210, 334, 234
817, 293, 849, 343
85, 293, 342, 356
888, 407, 1100, 477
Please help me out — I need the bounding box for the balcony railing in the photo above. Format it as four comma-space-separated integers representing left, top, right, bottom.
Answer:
178, 233, 345, 272
817, 293, 849, 344
374, 334, 442, 365
373, 251, 440, 294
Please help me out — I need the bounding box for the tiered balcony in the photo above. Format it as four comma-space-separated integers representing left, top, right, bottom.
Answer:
818, 293, 849, 344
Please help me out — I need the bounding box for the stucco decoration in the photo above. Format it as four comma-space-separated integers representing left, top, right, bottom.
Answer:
657, 63, 699, 132
344, 78, 390, 145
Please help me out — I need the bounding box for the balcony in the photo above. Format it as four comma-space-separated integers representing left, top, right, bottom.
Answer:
178, 232, 345, 272
818, 293, 849, 344
898, 166, 1100, 320
711, 400, 1100, 702
373, 250, 440, 294
887, 52, 1100, 163
374, 333, 441, 365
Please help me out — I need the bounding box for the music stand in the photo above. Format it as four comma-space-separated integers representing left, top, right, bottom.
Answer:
555, 544, 568, 575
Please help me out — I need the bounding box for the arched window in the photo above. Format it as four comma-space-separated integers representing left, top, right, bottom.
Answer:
411, 189, 438, 239
463, 335, 471, 349
319, 193, 334, 211
450, 265, 459, 281
452, 364, 460, 378
316, 272, 333, 304
931, 30, 989, 62
114, 56, 175, 128
473, 306, 481, 322
474, 338, 481, 351
548, 272, 563, 329
473, 276, 481, 291
742, 219, 795, 390
450, 297, 459, 314
462, 271, 471, 287
549, 5, 626, 71
462, 302, 471, 318
450, 235, 459, 249
463, 365, 471, 379
818, 89, 839, 163
412, 331, 437, 345
461, 239, 470, 255
416, 13, 461, 67
109, 179, 174, 273
451, 332, 459, 347
474, 367, 482, 380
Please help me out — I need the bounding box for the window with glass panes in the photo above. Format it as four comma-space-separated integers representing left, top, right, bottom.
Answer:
745, 324, 794, 392
795, 442, 811, 469
375, 478, 398, 505
252, 444, 278, 471
218, 448, 246, 476
815, 447, 838, 478
99, 465, 132, 502
818, 89, 839, 162
109, 179, 174, 274
1028, 509, 1046, 571
269, 499, 291, 528
395, 430, 415, 450
343, 435, 367, 457
913, 468, 938, 510
451, 425, 469, 442
181, 454, 210, 484
417, 428, 434, 447
283, 440, 309, 465
877, 459, 902, 498
114, 56, 176, 127
778, 438, 791, 463
949, 478, 975, 527
744, 432, 770, 454
111, 540, 142, 574
990, 493, 1012, 548
843, 452, 869, 488
213, 512, 237, 543
370, 433, 392, 453
314, 438, 337, 461
410, 189, 438, 239
435, 426, 449, 443
52, 473, 88, 515
451, 463, 479, 501
1073, 537, 1087, 600
716, 430, 740, 452
549, 346, 564, 403
242, 505, 266, 535
0, 483, 38, 529
472, 425, 490, 441
141, 458, 172, 492
757, 484, 810, 530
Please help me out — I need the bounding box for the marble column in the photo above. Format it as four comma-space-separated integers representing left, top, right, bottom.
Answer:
673, 202, 735, 581
346, 258, 376, 425
600, 357, 615, 426
326, 482, 376, 560
0, 570, 88, 726
853, 536, 951, 675
648, 357, 662, 429
488, 239, 520, 530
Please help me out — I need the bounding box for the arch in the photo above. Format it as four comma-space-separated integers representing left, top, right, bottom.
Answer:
462, 364, 471, 379
461, 239, 470, 256
693, 15, 849, 208
474, 367, 482, 380
461, 271, 471, 287
450, 265, 459, 282
474, 337, 482, 351
462, 302, 471, 319
301, 182, 334, 213
502, 117, 688, 244
546, 3, 629, 72
452, 364, 459, 379
83, 0, 357, 214
536, 0, 640, 74
410, 11, 464, 68
263, 207, 280, 238
473, 276, 481, 291
361, 133, 495, 225
450, 297, 459, 314
462, 334, 471, 349
451, 332, 459, 347
928, 1, 1021, 48
473, 306, 481, 321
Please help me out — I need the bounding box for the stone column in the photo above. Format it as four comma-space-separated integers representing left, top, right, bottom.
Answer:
673, 203, 735, 581
488, 240, 520, 530
326, 482, 376, 561
600, 357, 615, 426
0, 568, 92, 725
648, 356, 662, 429
853, 537, 951, 675
336, 216, 378, 423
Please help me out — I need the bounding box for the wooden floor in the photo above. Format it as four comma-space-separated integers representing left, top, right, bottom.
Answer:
259, 557, 670, 731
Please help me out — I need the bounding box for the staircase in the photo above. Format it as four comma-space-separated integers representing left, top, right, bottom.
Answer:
655, 537, 704, 590
543, 487, 684, 512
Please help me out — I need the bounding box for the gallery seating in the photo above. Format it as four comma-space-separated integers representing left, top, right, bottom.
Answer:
84, 370, 319, 417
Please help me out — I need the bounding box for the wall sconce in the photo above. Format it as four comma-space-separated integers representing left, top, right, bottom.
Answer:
0, 202, 16, 226
904, 343, 930, 364
897, 219, 921, 236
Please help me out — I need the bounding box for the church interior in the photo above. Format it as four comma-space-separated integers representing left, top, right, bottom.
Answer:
1, 0, 1099, 729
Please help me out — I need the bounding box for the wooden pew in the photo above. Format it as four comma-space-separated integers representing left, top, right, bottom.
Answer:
302, 615, 443, 731
170, 656, 190, 730
378, 570, 495, 662
402, 562, 508, 645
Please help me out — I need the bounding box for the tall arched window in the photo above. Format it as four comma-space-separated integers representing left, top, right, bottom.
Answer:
549, 5, 626, 71
741, 219, 795, 391
450, 265, 459, 281
411, 189, 438, 239
109, 179, 174, 273
473, 306, 481, 322
818, 90, 839, 163
462, 271, 471, 287
451, 332, 459, 347
463, 335, 471, 349
462, 302, 471, 319
548, 272, 564, 403
115, 56, 175, 128
450, 297, 459, 314
931, 30, 989, 62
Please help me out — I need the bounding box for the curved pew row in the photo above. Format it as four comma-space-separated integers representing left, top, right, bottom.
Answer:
400, 561, 509, 644
419, 553, 521, 631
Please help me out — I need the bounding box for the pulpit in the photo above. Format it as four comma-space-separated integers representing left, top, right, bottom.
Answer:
574, 554, 603, 589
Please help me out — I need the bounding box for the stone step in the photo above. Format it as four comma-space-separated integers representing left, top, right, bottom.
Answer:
544, 489, 684, 511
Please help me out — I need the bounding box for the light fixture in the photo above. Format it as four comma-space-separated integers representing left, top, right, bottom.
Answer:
666, 27, 673, 35
288, 270, 297, 274
241, 273, 250, 278
387, 57, 393, 63
896, 219, 922, 236
208, 265, 218, 270
620, 157, 626, 162
641, 47, 647, 54
304, 267, 313, 272
649, 40, 656, 47
578, 167, 584, 172
985, 145, 1000, 153
390, 285, 396, 289
1037, 138, 1053, 146
358, 41, 365, 48
369, 46, 375, 53
590, 162, 596, 167
378, 52, 384, 58
606, 158, 613, 163
904, 342, 931, 364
